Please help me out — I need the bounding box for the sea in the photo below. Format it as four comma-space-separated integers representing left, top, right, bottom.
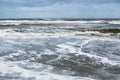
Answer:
0, 18, 120, 80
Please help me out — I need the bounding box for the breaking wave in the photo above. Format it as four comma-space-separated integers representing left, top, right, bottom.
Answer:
0, 19, 120, 80
0, 20, 110, 26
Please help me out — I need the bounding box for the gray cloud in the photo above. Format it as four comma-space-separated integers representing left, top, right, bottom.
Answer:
0, 2, 120, 18
0, 0, 120, 18
1, 0, 120, 7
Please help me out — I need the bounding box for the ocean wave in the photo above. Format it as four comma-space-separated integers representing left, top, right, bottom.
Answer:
0, 36, 120, 80
0, 20, 107, 26
0, 19, 120, 80
0, 30, 120, 40
108, 20, 120, 24
0, 20, 120, 26
0, 58, 95, 80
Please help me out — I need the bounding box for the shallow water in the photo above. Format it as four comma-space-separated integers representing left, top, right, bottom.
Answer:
0, 19, 120, 80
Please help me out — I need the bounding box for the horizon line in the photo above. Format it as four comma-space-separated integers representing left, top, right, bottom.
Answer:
0, 18, 120, 20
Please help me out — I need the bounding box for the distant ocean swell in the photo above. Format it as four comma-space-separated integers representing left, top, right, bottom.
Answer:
0, 20, 120, 26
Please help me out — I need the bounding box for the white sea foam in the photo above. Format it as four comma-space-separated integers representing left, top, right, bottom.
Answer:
0, 20, 120, 80
57, 43, 77, 54
1, 20, 120, 25
78, 50, 120, 65
0, 60, 95, 80
77, 39, 120, 65
1, 30, 120, 56
55, 39, 120, 65
42, 49, 56, 55
1, 29, 120, 40
108, 20, 120, 24
0, 20, 106, 25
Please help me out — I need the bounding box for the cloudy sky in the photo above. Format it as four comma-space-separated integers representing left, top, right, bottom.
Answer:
0, 0, 120, 18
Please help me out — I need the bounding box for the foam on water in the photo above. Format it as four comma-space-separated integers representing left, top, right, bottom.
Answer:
0, 19, 120, 80
55, 39, 120, 66
79, 39, 120, 65
0, 19, 120, 26
0, 20, 114, 26
57, 44, 77, 54
0, 58, 95, 80
0, 29, 120, 40
0, 37, 119, 80
108, 20, 120, 24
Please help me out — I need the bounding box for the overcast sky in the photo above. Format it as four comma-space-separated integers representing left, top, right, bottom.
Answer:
0, 0, 120, 18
